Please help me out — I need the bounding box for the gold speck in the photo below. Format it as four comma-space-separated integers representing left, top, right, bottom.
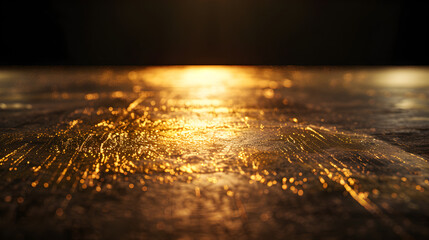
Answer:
195, 187, 201, 198
263, 89, 274, 99
260, 212, 271, 221
56, 208, 64, 217
283, 79, 293, 88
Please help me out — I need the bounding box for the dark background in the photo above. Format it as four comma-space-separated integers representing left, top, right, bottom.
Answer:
1, 0, 428, 65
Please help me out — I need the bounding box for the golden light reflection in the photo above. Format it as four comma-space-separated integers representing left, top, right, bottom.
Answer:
180, 67, 232, 86
139, 66, 233, 87
134, 66, 287, 89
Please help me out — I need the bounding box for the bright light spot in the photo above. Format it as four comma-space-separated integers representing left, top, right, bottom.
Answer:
180, 67, 232, 87
374, 68, 429, 88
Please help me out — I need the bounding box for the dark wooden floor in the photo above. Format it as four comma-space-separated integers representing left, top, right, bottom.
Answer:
0, 66, 428, 239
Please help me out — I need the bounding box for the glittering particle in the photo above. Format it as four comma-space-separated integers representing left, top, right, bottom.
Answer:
56, 208, 64, 217
195, 187, 201, 198
263, 89, 274, 99
283, 79, 293, 88
260, 212, 271, 222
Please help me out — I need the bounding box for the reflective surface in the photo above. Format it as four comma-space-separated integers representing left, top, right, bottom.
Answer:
0, 66, 429, 239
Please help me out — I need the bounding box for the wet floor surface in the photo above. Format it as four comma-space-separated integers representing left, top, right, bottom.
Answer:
0, 66, 428, 239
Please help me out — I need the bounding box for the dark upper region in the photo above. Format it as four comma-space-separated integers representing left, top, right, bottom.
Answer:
0, 0, 428, 65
